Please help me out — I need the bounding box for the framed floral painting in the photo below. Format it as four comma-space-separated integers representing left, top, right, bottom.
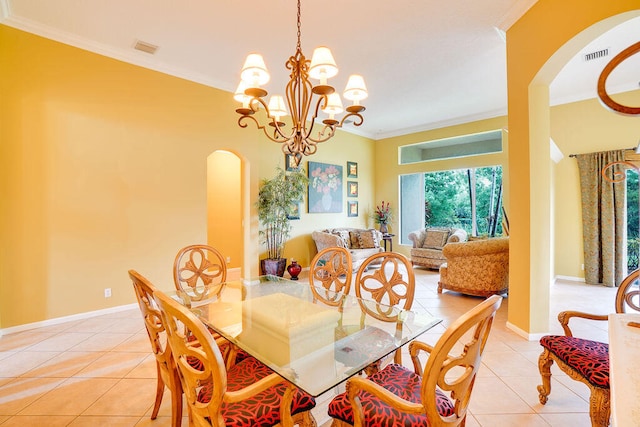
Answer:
308, 161, 343, 213
348, 201, 358, 217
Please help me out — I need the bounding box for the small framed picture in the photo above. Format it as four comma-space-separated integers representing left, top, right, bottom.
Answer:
287, 201, 301, 220
347, 161, 358, 178
347, 181, 358, 197
285, 154, 299, 171
347, 201, 358, 217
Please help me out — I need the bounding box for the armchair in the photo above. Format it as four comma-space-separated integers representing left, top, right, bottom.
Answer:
408, 227, 468, 269
438, 237, 509, 296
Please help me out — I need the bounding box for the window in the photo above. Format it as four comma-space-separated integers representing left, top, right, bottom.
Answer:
400, 166, 504, 244
627, 168, 639, 271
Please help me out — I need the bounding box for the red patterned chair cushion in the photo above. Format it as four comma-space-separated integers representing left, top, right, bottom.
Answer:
186, 332, 249, 370
540, 335, 609, 388
197, 357, 316, 426
328, 363, 455, 425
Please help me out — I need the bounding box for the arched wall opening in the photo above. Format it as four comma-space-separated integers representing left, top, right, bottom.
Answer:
207, 150, 244, 280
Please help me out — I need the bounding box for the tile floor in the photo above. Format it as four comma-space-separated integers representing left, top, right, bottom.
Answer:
0, 268, 617, 426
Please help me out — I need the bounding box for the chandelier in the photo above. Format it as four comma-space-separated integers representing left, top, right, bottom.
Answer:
234, 0, 368, 167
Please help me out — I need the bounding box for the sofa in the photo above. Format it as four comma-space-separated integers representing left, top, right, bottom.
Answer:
438, 237, 509, 297
407, 227, 468, 269
311, 228, 384, 270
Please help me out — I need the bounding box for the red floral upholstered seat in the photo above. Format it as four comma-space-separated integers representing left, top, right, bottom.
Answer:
198, 357, 316, 426
539, 336, 609, 388
328, 363, 455, 425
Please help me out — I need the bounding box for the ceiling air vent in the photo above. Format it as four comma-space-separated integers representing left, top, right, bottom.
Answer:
134, 40, 158, 55
583, 48, 609, 62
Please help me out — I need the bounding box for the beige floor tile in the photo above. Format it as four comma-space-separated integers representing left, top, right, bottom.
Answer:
83, 378, 157, 416
135, 414, 189, 426
539, 412, 593, 426
68, 415, 143, 426
64, 317, 115, 333
481, 350, 539, 377
468, 377, 533, 415
73, 352, 149, 378
125, 354, 157, 379
70, 333, 133, 352
0, 415, 77, 426
0, 376, 65, 415
0, 332, 57, 352
113, 333, 152, 353
501, 376, 589, 414
25, 332, 94, 352
0, 351, 60, 377
20, 351, 103, 378
473, 413, 551, 426
18, 377, 118, 415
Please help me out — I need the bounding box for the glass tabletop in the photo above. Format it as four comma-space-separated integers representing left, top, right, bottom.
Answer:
174, 275, 441, 397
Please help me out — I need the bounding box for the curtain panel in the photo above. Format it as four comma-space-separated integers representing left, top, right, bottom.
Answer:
576, 149, 627, 287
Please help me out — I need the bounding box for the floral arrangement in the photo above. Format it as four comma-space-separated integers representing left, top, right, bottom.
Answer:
374, 200, 392, 224
310, 164, 341, 194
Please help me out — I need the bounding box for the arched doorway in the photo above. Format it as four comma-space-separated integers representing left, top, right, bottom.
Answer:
207, 150, 243, 280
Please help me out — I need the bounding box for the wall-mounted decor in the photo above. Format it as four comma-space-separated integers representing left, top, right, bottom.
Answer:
348, 181, 358, 197
348, 201, 358, 217
287, 201, 301, 220
308, 161, 343, 213
347, 161, 358, 178
285, 154, 298, 171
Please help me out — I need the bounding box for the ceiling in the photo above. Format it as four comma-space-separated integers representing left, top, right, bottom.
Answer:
1, 0, 638, 140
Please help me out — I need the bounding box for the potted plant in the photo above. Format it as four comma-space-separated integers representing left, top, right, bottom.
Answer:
373, 200, 392, 234
257, 166, 308, 276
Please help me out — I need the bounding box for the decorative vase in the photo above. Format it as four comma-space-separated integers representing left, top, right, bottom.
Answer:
321, 192, 332, 211
379, 223, 388, 234
260, 258, 287, 277
287, 259, 302, 280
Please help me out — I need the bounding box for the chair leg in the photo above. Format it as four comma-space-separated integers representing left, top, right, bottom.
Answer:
537, 348, 553, 404
169, 370, 183, 427
589, 388, 611, 427
151, 362, 165, 420
293, 412, 317, 427
331, 419, 350, 427
437, 282, 443, 294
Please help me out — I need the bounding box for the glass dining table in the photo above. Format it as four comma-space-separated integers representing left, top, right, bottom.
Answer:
174, 275, 441, 397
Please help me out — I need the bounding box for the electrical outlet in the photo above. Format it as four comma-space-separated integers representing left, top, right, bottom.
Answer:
581, 264, 585, 270
104, 288, 112, 298
226, 256, 231, 263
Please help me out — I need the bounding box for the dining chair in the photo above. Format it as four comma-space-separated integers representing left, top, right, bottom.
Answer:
354, 252, 415, 374
327, 294, 503, 426
308, 246, 353, 307
173, 244, 227, 303
129, 270, 183, 427
537, 268, 640, 427
153, 290, 317, 427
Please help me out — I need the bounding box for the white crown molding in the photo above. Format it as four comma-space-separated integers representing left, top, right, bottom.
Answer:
495, 0, 539, 32
0, 13, 234, 93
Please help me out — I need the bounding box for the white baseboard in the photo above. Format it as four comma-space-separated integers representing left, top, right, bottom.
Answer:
506, 321, 546, 342
554, 275, 585, 283
0, 303, 138, 337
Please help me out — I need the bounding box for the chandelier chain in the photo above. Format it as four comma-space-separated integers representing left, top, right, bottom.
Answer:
296, 0, 301, 52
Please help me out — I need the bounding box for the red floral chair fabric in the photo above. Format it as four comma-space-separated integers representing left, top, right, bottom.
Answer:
539, 335, 609, 388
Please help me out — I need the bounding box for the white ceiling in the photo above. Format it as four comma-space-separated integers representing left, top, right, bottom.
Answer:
1, 0, 638, 140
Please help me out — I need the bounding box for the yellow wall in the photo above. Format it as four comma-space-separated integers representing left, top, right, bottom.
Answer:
0, 25, 375, 328
553, 91, 640, 278
374, 116, 509, 259
507, 0, 640, 334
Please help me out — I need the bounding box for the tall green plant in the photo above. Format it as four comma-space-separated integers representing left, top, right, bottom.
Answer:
257, 167, 308, 259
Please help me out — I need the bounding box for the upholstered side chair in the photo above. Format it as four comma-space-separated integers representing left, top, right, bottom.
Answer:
328, 295, 502, 426
537, 268, 640, 427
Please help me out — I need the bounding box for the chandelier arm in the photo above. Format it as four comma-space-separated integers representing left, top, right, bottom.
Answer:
238, 115, 282, 143
244, 96, 298, 142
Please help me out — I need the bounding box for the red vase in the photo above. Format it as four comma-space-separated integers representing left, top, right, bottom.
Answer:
287, 260, 302, 280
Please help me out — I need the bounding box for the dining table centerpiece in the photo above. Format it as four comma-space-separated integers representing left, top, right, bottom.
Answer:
257, 166, 308, 276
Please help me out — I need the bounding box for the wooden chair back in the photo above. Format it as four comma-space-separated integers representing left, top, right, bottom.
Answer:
354, 252, 415, 321
309, 247, 353, 307
173, 244, 227, 304
414, 294, 502, 426
615, 268, 640, 313
129, 270, 182, 426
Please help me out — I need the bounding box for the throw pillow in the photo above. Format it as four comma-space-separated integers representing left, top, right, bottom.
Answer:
422, 229, 450, 249
331, 230, 350, 248
349, 231, 361, 249
358, 230, 377, 249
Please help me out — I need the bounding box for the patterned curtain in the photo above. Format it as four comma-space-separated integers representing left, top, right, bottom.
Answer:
576, 149, 627, 287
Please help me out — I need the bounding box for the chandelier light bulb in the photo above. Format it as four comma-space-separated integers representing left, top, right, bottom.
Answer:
344, 74, 368, 104
268, 95, 288, 121
234, 81, 250, 107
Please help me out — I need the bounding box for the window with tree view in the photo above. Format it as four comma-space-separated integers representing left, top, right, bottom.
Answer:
400, 166, 505, 245
627, 168, 639, 271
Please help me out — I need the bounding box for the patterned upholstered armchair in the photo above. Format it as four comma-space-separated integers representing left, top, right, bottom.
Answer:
438, 237, 509, 296
408, 227, 468, 269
